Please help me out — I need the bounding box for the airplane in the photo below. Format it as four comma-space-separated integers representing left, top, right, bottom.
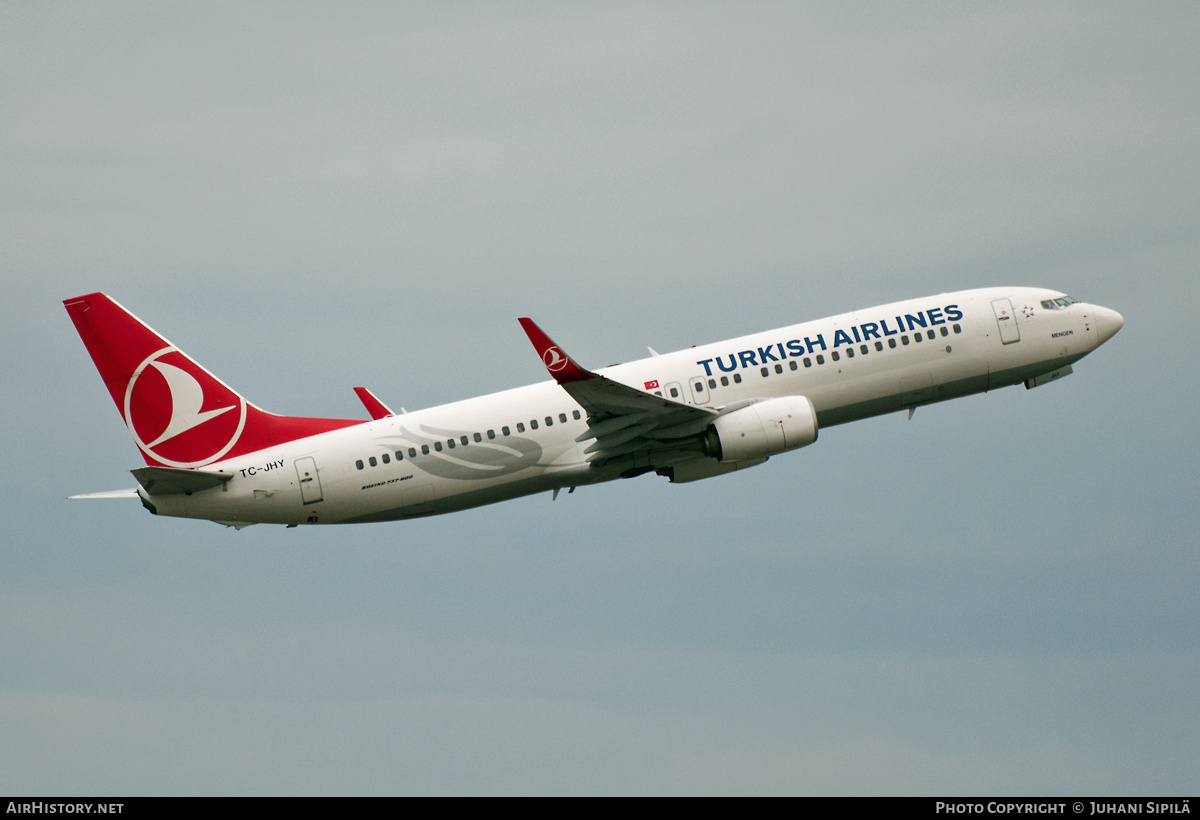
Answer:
64, 287, 1123, 528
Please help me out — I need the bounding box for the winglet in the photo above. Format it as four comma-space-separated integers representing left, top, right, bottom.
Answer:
517, 318, 593, 384
353, 386, 395, 420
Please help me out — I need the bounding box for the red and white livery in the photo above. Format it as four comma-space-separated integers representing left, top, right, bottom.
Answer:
65, 288, 1123, 527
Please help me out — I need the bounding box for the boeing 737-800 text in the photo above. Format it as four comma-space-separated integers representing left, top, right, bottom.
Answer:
65, 288, 1123, 527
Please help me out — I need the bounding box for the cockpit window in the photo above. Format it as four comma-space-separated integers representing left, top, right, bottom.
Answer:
1040, 295, 1078, 310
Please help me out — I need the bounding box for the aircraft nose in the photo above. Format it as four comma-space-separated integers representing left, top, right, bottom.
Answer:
1092, 305, 1125, 345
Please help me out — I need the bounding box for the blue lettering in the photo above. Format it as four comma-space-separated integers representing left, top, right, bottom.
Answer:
738, 350, 758, 368
861, 322, 881, 340
697, 358, 714, 376
852, 326, 861, 343
804, 334, 827, 352
716, 354, 738, 373
786, 339, 805, 357
757, 345, 779, 363
927, 307, 945, 325
880, 319, 899, 336
777, 343, 786, 360
833, 329, 854, 348
904, 313, 928, 331
945, 304, 963, 322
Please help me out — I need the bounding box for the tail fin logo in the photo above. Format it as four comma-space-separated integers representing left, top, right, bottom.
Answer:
124, 346, 247, 467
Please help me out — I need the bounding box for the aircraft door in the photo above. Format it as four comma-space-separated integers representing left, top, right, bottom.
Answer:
992, 298, 1021, 344
295, 456, 323, 504
689, 375, 710, 405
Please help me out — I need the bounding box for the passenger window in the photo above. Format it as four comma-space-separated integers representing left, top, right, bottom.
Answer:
573, 410, 581, 420
761, 367, 769, 377
530, 420, 538, 430
487, 430, 496, 439
434, 442, 442, 452
846, 348, 854, 358
669, 387, 679, 398
775, 363, 783, 373
953, 324, 961, 333
545, 416, 553, 427
516, 423, 525, 433
356, 459, 364, 470
422, 444, 430, 455
382, 453, 390, 464
927, 330, 935, 340
804, 358, 812, 368
502, 426, 511, 436
832, 351, 840, 361
461, 436, 469, 445
816, 354, 825, 364
940, 327, 949, 337
913, 333, 922, 343
447, 439, 455, 449
474, 432, 482, 442
888, 338, 897, 348
395, 451, 404, 461
369, 456, 377, 466
559, 413, 568, 423
860, 345, 868, 355
875, 341, 883, 351
789, 361, 798, 371
733, 373, 742, 383
409, 448, 417, 458
721, 376, 729, 386
901, 335, 910, 345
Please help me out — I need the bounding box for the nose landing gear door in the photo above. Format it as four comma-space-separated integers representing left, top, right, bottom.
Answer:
295, 456, 323, 504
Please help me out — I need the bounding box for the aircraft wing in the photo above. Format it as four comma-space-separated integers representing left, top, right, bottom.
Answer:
518, 318, 716, 467
353, 386, 395, 420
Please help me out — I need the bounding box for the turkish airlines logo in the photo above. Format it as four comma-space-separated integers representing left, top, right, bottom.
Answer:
543, 346, 569, 372
123, 346, 246, 467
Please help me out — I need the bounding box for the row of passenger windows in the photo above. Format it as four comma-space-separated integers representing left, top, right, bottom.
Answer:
355, 409, 583, 469
699, 324, 962, 389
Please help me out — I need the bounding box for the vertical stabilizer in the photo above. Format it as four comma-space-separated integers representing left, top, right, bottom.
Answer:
64, 293, 360, 468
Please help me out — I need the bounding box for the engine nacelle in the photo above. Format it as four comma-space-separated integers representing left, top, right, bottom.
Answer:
705, 396, 818, 462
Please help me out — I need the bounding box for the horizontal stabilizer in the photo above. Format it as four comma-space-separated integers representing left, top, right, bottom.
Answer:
69, 488, 140, 500
131, 466, 233, 496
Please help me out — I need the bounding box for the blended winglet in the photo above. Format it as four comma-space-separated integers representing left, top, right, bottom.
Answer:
517, 318, 593, 384
353, 387, 395, 420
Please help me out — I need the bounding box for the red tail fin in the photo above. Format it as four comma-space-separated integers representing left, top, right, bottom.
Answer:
64, 293, 360, 468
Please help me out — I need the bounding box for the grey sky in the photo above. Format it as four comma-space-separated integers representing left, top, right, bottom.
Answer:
2, 2, 1197, 794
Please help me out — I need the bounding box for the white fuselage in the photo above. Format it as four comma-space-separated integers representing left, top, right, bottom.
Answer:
144, 287, 1118, 526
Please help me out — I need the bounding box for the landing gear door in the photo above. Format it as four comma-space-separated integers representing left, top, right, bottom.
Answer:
992, 298, 1021, 344
295, 456, 323, 505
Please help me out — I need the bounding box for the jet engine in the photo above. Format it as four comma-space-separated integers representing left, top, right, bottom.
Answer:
703, 395, 818, 462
